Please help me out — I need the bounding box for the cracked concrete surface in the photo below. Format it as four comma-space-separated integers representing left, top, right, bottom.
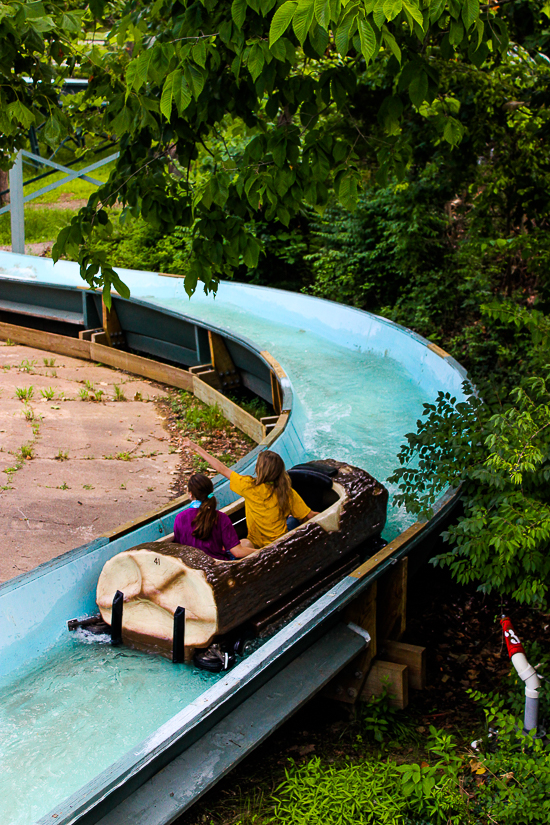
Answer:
0, 340, 181, 583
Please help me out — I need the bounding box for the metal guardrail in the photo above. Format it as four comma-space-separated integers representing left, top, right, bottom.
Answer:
1, 149, 119, 253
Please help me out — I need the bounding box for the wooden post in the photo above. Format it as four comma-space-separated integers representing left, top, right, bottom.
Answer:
270, 370, 283, 415
361, 660, 409, 709
189, 364, 222, 390
208, 331, 240, 392
102, 299, 125, 348
323, 582, 377, 704
383, 641, 426, 690
376, 557, 407, 643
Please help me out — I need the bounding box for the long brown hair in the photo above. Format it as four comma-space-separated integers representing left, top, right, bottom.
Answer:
188, 474, 218, 541
254, 451, 292, 516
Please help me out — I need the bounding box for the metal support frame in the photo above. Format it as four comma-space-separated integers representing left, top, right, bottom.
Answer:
2, 149, 119, 253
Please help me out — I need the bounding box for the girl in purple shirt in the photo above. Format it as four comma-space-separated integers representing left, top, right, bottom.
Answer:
173, 474, 254, 561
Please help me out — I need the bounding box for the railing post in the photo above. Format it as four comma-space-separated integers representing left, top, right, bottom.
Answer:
9, 151, 25, 254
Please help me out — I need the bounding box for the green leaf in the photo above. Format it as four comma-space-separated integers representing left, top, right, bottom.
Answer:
7, 101, 34, 129
232, 0, 247, 28
358, 18, 376, 63
309, 22, 329, 55
383, 0, 402, 22
192, 40, 207, 68
269, 1, 297, 46
61, 11, 82, 33
409, 70, 428, 107
443, 116, 464, 145
338, 172, 358, 211
314, 0, 330, 28
449, 18, 464, 45
247, 43, 265, 81
160, 69, 180, 120
292, 0, 315, 45
185, 63, 205, 99
461, 0, 479, 30
334, 10, 357, 55
43, 115, 62, 144
174, 74, 192, 113
111, 272, 131, 300
402, 0, 423, 28
382, 29, 401, 63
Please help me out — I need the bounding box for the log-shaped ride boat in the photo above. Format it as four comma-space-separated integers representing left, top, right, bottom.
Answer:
96, 460, 388, 661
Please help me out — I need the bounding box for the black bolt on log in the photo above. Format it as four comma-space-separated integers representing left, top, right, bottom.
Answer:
173, 606, 186, 663
111, 590, 124, 646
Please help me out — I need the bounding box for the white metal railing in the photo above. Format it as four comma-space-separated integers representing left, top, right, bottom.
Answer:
1, 149, 119, 253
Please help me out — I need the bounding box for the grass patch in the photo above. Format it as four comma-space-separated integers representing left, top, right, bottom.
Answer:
0, 209, 79, 246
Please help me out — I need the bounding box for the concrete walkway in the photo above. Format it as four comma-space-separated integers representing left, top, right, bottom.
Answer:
0, 341, 180, 583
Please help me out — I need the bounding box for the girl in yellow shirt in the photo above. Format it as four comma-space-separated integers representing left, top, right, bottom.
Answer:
182, 439, 317, 550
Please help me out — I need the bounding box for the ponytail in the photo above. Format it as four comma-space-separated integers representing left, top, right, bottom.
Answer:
188, 474, 218, 541
254, 450, 292, 517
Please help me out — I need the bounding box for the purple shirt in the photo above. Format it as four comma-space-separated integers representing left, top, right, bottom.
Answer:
173, 509, 240, 561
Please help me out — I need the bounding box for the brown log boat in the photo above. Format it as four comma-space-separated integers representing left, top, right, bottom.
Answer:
96, 460, 388, 661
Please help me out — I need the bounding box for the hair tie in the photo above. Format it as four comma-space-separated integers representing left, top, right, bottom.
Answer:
207, 492, 214, 499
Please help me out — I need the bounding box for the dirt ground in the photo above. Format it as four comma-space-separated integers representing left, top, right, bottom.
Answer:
0, 340, 252, 583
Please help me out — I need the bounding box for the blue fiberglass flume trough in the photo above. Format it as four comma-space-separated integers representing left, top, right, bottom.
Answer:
0, 251, 468, 825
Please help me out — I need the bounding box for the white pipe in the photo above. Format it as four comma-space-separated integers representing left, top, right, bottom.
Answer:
510, 650, 542, 733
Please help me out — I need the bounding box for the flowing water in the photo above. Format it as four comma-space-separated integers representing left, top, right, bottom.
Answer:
0, 631, 221, 825
0, 261, 461, 823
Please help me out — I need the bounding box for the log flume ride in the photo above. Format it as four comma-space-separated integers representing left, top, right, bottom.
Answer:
0, 251, 468, 825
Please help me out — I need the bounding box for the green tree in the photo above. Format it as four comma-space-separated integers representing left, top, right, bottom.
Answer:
50, 0, 513, 303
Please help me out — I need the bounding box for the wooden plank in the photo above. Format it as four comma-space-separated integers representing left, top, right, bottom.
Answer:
188, 363, 221, 390
102, 298, 125, 348
96, 623, 366, 825
260, 349, 287, 379
271, 370, 283, 415
0, 320, 92, 359
377, 558, 407, 643
349, 521, 426, 580
383, 641, 426, 690
361, 660, 409, 709
261, 412, 289, 447
193, 375, 264, 443
208, 331, 240, 391
90, 342, 194, 391
79, 328, 102, 342
427, 342, 450, 358
323, 582, 377, 704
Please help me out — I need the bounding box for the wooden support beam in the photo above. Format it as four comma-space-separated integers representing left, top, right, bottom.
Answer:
323, 582, 377, 704
102, 298, 125, 348
270, 370, 283, 415
260, 415, 279, 435
361, 660, 409, 709
193, 375, 265, 443
208, 331, 240, 391
376, 557, 407, 643
383, 641, 426, 690
0, 320, 92, 360
90, 342, 194, 391
189, 363, 222, 390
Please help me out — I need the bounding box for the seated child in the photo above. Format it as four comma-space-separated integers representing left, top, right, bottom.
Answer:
173, 473, 255, 560
181, 440, 318, 549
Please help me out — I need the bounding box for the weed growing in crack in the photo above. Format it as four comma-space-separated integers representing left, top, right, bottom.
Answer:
15, 386, 34, 402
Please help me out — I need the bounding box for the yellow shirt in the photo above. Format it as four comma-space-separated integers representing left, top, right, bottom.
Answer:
230, 472, 310, 549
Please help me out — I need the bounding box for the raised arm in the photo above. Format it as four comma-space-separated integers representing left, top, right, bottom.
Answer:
181, 438, 232, 479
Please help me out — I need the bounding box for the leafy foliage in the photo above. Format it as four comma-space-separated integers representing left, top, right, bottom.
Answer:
47, 0, 514, 300
391, 303, 550, 606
